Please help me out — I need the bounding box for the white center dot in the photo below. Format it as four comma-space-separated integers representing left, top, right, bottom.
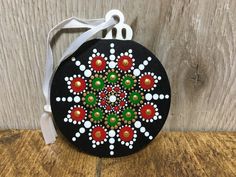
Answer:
109, 95, 116, 103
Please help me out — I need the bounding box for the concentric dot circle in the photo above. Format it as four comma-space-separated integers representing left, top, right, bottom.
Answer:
140, 104, 155, 119
92, 126, 106, 141
91, 109, 103, 122
71, 77, 86, 92
106, 114, 120, 128
118, 56, 133, 71
129, 91, 142, 105
51, 39, 171, 157
107, 71, 118, 83
122, 108, 135, 122
70, 107, 86, 121
91, 56, 106, 71
140, 75, 155, 90
85, 93, 97, 106
92, 77, 104, 90
119, 126, 134, 142
122, 75, 135, 89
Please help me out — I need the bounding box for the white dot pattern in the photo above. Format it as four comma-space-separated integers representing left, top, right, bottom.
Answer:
53, 42, 170, 157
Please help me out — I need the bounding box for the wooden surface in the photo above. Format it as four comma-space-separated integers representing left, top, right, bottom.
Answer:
0, 0, 236, 130
0, 130, 235, 177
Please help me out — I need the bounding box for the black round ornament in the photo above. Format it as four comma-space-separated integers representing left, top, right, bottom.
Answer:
50, 39, 171, 157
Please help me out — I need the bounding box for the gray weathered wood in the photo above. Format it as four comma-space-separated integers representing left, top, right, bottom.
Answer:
0, 0, 235, 130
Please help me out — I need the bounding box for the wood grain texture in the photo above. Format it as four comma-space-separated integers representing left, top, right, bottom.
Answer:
0, 130, 235, 177
0, 0, 236, 130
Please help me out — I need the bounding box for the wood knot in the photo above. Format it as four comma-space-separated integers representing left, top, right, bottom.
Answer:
184, 62, 208, 97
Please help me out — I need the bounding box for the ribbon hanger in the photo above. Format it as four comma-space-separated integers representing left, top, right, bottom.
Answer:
41, 14, 117, 144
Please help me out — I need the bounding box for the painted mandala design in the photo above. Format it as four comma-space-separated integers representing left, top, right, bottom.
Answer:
52, 40, 170, 157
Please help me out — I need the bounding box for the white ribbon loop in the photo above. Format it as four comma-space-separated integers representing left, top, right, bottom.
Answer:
41, 15, 117, 144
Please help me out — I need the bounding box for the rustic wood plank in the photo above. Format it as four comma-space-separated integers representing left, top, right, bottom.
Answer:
0, 130, 235, 177
0, 0, 236, 130
0, 130, 98, 177
184, 132, 236, 177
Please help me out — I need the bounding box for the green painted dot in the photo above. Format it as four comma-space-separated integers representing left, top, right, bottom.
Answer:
92, 78, 104, 90
91, 109, 103, 121
107, 72, 118, 83
122, 76, 134, 89
129, 91, 142, 104
85, 93, 96, 105
107, 114, 119, 127
122, 108, 135, 121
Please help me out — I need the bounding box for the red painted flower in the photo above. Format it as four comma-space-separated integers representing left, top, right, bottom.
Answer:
120, 101, 125, 107
118, 56, 133, 71
114, 106, 120, 112
120, 92, 126, 98
99, 91, 106, 98
114, 86, 120, 92
140, 104, 155, 119
106, 86, 112, 92
71, 77, 86, 92
70, 107, 86, 121
106, 105, 112, 111
92, 126, 106, 141
139, 75, 155, 90
101, 99, 106, 106
119, 126, 134, 142
91, 56, 106, 71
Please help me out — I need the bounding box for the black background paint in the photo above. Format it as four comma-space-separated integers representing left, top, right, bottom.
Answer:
50, 39, 171, 157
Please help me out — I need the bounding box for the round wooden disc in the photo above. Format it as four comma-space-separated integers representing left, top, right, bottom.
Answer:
50, 39, 171, 157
